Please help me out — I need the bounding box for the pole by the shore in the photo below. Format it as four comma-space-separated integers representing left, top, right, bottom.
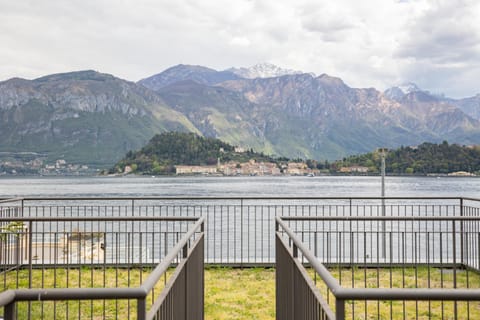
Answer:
379, 148, 387, 259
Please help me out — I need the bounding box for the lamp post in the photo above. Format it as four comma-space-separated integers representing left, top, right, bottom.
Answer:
378, 148, 388, 259
380, 150, 386, 200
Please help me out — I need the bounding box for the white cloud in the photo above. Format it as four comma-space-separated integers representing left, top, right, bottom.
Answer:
229, 36, 251, 47
393, 0, 480, 97
0, 0, 479, 97
396, 1, 480, 64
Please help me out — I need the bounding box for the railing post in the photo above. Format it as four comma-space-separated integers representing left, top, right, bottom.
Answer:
240, 198, 243, 267
137, 298, 146, 320
185, 255, 189, 320
27, 220, 33, 319
460, 198, 464, 266
460, 198, 464, 216
381, 198, 386, 260
336, 299, 345, 320
452, 219, 458, 320
4, 302, 15, 320
452, 219, 457, 288
28, 220, 33, 287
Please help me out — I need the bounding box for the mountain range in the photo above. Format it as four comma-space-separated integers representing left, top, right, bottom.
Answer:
1, 63, 479, 167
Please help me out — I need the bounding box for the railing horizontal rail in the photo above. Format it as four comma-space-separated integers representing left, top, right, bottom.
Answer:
336, 287, 480, 301
280, 216, 480, 221
16, 196, 480, 201
0, 287, 147, 302
0, 198, 23, 205
0, 216, 200, 222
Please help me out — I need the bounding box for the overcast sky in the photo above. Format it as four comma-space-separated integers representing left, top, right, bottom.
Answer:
1, 0, 479, 98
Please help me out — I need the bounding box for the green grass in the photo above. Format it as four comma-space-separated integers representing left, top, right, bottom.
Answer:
311, 266, 480, 319
0, 268, 275, 320
3, 267, 480, 319
2, 267, 169, 319
205, 267, 275, 320
1, 267, 275, 320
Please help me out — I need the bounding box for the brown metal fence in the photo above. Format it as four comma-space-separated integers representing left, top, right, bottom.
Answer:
0, 214, 204, 320
0, 198, 22, 219
2, 196, 480, 319
3, 197, 480, 266
276, 232, 334, 319
276, 215, 480, 320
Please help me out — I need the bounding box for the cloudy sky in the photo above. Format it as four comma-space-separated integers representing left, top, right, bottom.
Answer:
1, 0, 479, 98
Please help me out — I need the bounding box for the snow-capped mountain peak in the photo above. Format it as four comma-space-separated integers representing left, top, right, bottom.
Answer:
397, 82, 421, 94
227, 63, 304, 79
384, 82, 423, 101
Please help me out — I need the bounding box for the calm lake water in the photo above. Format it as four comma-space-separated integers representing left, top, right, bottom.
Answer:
0, 175, 479, 198
1, 175, 478, 264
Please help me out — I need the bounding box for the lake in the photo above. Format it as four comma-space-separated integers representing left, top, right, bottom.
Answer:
0, 175, 479, 264
0, 175, 479, 198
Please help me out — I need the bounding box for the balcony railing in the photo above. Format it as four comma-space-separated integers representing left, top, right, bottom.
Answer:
0, 213, 204, 320
1, 196, 480, 319
276, 215, 480, 319
2, 197, 479, 266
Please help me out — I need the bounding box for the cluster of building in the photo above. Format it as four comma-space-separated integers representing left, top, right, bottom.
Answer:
447, 171, 477, 177
175, 160, 319, 176
338, 165, 370, 173
0, 157, 92, 176
41, 159, 91, 175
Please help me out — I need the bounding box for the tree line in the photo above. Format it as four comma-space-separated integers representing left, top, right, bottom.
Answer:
334, 141, 480, 175
111, 133, 480, 176
110, 132, 275, 174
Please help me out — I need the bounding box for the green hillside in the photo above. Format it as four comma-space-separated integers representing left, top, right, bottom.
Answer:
113, 136, 480, 176
0, 71, 196, 167
111, 132, 276, 175
334, 141, 480, 175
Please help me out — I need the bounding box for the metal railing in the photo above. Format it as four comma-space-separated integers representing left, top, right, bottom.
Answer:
0, 198, 23, 219
0, 215, 205, 320
2, 197, 479, 266
276, 215, 480, 319
1, 196, 480, 318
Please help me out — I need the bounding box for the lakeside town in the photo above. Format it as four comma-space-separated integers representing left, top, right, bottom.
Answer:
127, 158, 476, 177
1, 155, 477, 177
0, 153, 96, 176
2, 142, 479, 177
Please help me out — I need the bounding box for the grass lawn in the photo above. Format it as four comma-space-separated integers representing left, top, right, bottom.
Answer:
1, 267, 276, 320
3, 266, 480, 319
205, 267, 275, 320
312, 266, 480, 319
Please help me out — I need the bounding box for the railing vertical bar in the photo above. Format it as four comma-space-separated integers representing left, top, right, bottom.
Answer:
240, 199, 244, 267
453, 219, 458, 320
